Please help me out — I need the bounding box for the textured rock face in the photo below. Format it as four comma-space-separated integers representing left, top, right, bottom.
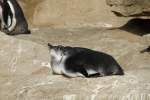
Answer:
0, 28, 150, 100
0, 32, 50, 76
18, 0, 129, 27
106, 0, 150, 16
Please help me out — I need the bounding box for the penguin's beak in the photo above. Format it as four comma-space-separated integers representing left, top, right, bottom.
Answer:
48, 43, 53, 49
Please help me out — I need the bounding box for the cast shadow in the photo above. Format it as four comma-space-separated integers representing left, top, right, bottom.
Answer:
119, 18, 150, 36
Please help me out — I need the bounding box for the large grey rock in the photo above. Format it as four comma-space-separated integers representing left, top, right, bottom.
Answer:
0, 28, 150, 100
106, 0, 150, 16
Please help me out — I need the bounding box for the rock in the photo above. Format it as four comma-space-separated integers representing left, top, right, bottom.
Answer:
0, 32, 50, 76
143, 34, 150, 45
1, 28, 150, 100
18, 0, 43, 27
18, 0, 129, 27
106, 0, 150, 17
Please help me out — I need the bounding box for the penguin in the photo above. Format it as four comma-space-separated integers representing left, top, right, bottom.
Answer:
48, 44, 124, 78
0, 0, 30, 35
0, 0, 5, 30
140, 46, 150, 53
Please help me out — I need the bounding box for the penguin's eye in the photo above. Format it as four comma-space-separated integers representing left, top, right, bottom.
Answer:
63, 50, 68, 55
54, 47, 60, 51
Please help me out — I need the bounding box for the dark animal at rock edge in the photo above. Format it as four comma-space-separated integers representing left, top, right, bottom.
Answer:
48, 43, 124, 78
0, 0, 30, 35
140, 46, 150, 53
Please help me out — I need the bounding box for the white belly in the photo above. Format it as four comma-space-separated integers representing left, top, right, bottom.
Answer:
51, 55, 67, 75
51, 62, 65, 74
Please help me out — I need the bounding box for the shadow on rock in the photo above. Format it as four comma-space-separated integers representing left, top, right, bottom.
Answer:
120, 18, 150, 36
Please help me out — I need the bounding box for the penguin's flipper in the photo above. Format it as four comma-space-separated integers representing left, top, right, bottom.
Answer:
62, 69, 85, 78
86, 68, 99, 76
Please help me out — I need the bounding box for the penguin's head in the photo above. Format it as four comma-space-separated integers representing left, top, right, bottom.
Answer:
48, 43, 76, 56
48, 44, 67, 64
48, 44, 78, 65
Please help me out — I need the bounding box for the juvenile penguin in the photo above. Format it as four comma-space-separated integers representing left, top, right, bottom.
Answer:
0, 0, 30, 35
48, 44, 124, 78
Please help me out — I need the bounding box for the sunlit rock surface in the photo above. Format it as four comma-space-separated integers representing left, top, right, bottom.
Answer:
0, 32, 50, 76
106, 0, 150, 17
0, 27, 150, 100
0, 0, 149, 99
18, 0, 129, 28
